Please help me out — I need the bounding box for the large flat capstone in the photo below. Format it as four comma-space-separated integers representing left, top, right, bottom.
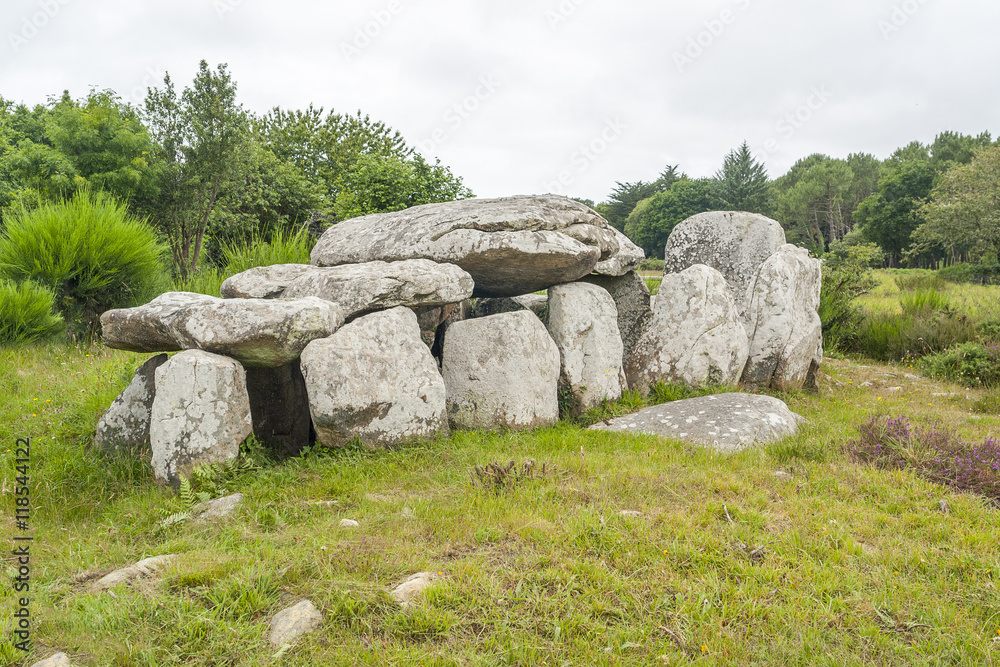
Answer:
101, 292, 345, 367
589, 393, 803, 452
310, 195, 641, 297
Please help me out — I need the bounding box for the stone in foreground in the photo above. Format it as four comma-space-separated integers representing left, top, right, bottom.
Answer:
92, 554, 175, 591
101, 292, 345, 367
29, 654, 71, 667
626, 265, 748, 392
150, 351, 252, 486
391, 572, 440, 608
546, 283, 625, 412
441, 311, 560, 430
589, 393, 803, 452
94, 353, 168, 454
742, 244, 823, 390
269, 599, 323, 646
662, 212, 786, 316
191, 493, 243, 522
223, 259, 475, 320
300, 307, 448, 448
310, 195, 635, 296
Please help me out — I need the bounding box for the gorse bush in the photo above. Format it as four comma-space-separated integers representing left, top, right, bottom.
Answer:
920, 342, 1000, 387
848, 415, 1000, 500
0, 191, 168, 335
0, 279, 65, 343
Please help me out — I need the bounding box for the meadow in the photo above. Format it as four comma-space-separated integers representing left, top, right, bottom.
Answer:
2, 274, 1000, 665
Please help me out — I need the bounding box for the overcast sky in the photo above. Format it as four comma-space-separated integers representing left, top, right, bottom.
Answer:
3, 0, 997, 202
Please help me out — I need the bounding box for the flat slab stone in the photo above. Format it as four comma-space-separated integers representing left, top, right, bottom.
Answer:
102, 292, 345, 367
191, 493, 243, 521
589, 393, 803, 452
269, 599, 323, 646
92, 554, 175, 591
390, 571, 440, 608
310, 195, 636, 297
222, 260, 474, 320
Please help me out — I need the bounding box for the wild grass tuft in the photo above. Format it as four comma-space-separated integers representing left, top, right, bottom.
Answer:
0, 279, 65, 343
220, 225, 314, 275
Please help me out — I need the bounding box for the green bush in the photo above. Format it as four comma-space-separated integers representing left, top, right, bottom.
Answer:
819, 244, 881, 352
0, 191, 168, 335
937, 262, 1000, 285
920, 342, 1000, 387
220, 225, 313, 275
637, 258, 664, 272
0, 279, 65, 343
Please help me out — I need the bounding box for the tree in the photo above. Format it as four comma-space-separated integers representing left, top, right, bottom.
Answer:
602, 165, 682, 231
912, 146, 1000, 264
713, 141, 770, 214
773, 155, 853, 253
623, 178, 716, 258
855, 160, 936, 266
143, 62, 248, 275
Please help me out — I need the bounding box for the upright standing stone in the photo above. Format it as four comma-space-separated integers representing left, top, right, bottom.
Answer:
742, 244, 823, 390
150, 350, 252, 486
581, 271, 652, 371
300, 307, 449, 448
662, 212, 786, 316
94, 353, 168, 454
626, 265, 748, 392
546, 283, 625, 412
441, 311, 560, 430
245, 360, 313, 456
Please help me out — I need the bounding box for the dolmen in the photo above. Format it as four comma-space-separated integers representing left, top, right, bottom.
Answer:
95, 196, 820, 485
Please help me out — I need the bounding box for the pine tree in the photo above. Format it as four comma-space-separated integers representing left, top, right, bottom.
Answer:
714, 141, 771, 215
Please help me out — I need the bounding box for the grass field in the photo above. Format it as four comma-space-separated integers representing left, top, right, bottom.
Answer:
2, 337, 999, 666
858, 270, 1000, 322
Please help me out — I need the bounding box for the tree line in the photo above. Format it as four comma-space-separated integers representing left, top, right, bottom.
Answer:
0, 60, 472, 278
587, 132, 1000, 268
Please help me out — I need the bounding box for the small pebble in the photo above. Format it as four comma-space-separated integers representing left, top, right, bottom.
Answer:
339, 518, 360, 528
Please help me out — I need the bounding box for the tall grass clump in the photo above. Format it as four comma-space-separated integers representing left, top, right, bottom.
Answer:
895, 273, 946, 292
0, 191, 168, 335
220, 225, 314, 274
899, 288, 949, 316
171, 268, 228, 297
819, 242, 881, 352
0, 279, 65, 343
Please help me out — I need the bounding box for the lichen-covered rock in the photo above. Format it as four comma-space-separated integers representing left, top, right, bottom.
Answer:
150, 351, 252, 486
269, 600, 323, 646
742, 244, 823, 390
310, 195, 633, 296
589, 393, 803, 452
581, 270, 652, 371
101, 292, 344, 367
92, 554, 175, 590
546, 283, 625, 412
245, 361, 313, 456
626, 265, 748, 392
300, 307, 448, 448
594, 226, 645, 276
441, 311, 560, 430
94, 353, 168, 454
222, 259, 475, 320
390, 572, 440, 608
662, 212, 786, 316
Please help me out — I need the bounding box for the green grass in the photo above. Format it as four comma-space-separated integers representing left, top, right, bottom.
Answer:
2, 343, 1000, 665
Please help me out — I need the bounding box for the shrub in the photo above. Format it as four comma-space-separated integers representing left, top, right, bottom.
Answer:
0, 279, 65, 344
938, 262, 1000, 285
847, 415, 1000, 500
972, 389, 1000, 415
920, 342, 1000, 387
221, 225, 314, 275
638, 258, 664, 272
976, 319, 1000, 343
819, 243, 880, 352
0, 191, 168, 335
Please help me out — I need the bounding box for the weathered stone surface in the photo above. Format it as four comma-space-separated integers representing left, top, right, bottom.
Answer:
150, 351, 252, 486
300, 307, 448, 448
94, 354, 168, 454
391, 572, 440, 608
269, 599, 323, 646
30, 654, 71, 667
310, 195, 628, 297
469, 294, 547, 319
511, 294, 548, 315
219, 264, 311, 299
102, 292, 345, 367
191, 493, 243, 521
339, 518, 360, 528
662, 212, 786, 316
280, 260, 474, 319
441, 311, 560, 430
245, 361, 312, 457
92, 554, 175, 590
742, 244, 823, 391
589, 393, 803, 452
594, 226, 645, 276
581, 270, 652, 371
546, 283, 625, 412
626, 265, 748, 392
